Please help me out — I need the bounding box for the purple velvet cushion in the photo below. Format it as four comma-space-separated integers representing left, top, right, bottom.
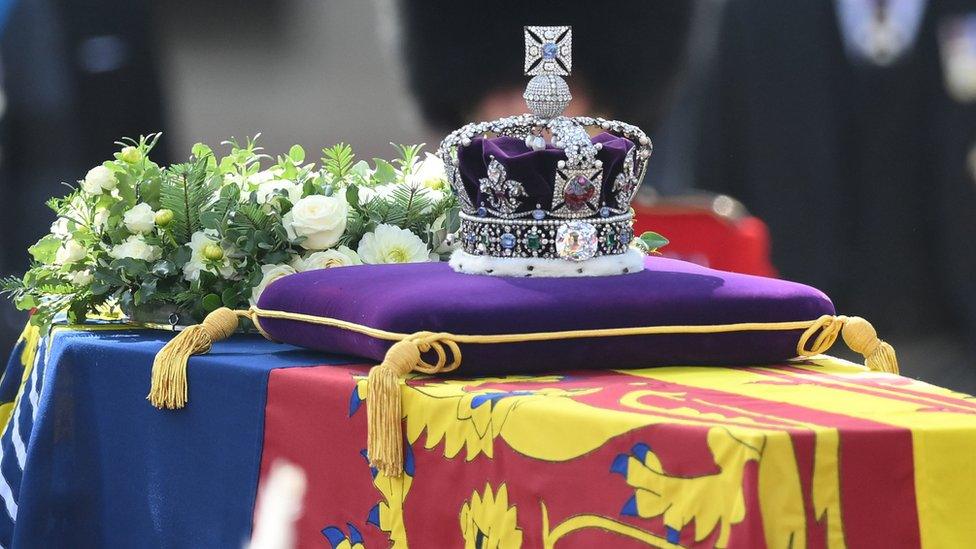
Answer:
256, 256, 835, 374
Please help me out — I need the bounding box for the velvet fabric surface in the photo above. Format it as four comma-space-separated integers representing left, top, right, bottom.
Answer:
257, 256, 835, 374
456, 132, 633, 213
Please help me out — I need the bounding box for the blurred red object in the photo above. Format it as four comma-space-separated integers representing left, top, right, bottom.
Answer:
632, 193, 777, 277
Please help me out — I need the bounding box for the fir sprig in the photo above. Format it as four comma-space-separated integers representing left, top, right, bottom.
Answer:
159, 156, 218, 243
322, 143, 355, 181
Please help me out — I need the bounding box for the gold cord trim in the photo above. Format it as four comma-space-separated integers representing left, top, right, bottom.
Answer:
149, 306, 898, 477
248, 305, 821, 344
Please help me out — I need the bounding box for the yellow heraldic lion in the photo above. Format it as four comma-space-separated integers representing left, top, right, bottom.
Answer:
395, 376, 659, 462
611, 428, 761, 548
459, 483, 524, 549
363, 443, 414, 549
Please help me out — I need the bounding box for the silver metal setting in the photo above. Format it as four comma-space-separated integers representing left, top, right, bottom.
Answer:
436, 25, 653, 265
459, 215, 633, 260
551, 165, 603, 218
523, 74, 571, 119
479, 157, 527, 215
524, 26, 571, 76
613, 147, 640, 210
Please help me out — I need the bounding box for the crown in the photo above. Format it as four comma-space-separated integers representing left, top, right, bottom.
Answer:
438, 26, 652, 277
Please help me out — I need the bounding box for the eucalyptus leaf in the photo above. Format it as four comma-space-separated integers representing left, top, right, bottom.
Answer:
288, 144, 305, 163
221, 287, 239, 307
151, 260, 175, 277
202, 293, 222, 312
372, 158, 397, 184
192, 142, 213, 160
28, 236, 62, 264
345, 185, 359, 209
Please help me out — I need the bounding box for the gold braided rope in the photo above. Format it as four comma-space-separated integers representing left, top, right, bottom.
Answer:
149, 307, 898, 476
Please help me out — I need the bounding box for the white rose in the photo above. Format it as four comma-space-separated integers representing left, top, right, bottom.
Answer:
255, 179, 303, 205
92, 208, 110, 231
50, 217, 70, 238
250, 264, 297, 305
64, 196, 109, 232
357, 224, 430, 264
81, 165, 117, 194
298, 246, 362, 271
182, 230, 236, 281
407, 153, 448, 189
283, 194, 348, 250
108, 235, 160, 262
123, 203, 156, 234
68, 270, 94, 286
226, 168, 278, 192
356, 184, 396, 206
55, 239, 87, 265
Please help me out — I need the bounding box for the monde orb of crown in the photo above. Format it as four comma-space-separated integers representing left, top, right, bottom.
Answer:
524, 74, 571, 118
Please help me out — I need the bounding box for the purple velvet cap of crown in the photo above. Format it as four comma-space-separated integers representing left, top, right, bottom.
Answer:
256, 256, 836, 375
457, 132, 634, 214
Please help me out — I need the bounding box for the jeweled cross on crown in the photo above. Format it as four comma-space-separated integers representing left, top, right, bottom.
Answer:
524, 26, 572, 76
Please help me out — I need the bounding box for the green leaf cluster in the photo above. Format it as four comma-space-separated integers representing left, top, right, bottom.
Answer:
2, 134, 462, 329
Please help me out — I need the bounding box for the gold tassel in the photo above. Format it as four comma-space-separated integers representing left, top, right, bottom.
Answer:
797, 315, 899, 374
366, 339, 422, 478
840, 316, 899, 374
148, 307, 242, 409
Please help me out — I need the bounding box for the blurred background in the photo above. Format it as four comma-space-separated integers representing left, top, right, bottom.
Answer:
1, 0, 974, 392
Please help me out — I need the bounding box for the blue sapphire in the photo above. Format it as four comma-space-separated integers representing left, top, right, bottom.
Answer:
620, 229, 633, 245
477, 206, 487, 217
532, 208, 545, 220
542, 42, 558, 59
500, 233, 516, 249
600, 206, 611, 218
465, 232, 477, 244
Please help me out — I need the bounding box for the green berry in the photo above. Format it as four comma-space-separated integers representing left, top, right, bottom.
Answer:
154, 209, 174, 227
203, 244, 224, 261
120, 146, 142, 164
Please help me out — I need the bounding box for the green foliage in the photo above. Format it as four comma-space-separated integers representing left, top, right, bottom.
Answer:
28, 236, 62, 264
636, 231, 670, 253
159, 156, 218, 243
322, 143, 355, 181
3, 134, 470, 330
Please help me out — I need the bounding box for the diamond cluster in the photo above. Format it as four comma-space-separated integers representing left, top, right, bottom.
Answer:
524, 25, 571, 76
436, 26, 653, 265
459, 213, 633, 261
523, 74, 571, 119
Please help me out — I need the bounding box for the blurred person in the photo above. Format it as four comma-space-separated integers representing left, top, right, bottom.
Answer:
396, 1, 693, 156
687, 0, 976, 390
0, 0, 170, 351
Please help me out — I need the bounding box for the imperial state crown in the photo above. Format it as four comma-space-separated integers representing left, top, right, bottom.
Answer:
438, 26, 653, 277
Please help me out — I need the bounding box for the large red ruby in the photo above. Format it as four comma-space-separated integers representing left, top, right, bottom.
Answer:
563, 175, 595, 210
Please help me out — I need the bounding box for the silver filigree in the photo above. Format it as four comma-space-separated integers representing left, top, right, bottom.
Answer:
443, 148, 475, 214
479, 157, 527, 215
551, 165, 603, 218
548, 116, 598, 167
434, 24, 655, 265
613, 147, 640, 210
524, 26, 572, 76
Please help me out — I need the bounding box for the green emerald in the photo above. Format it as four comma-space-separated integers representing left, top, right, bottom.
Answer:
526, 233, 541, 250
605, 232, 617, 246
